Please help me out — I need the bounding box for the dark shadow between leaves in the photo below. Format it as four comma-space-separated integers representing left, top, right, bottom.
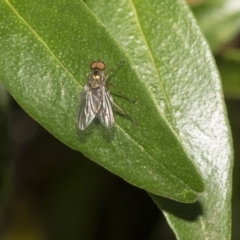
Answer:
150, 194, 203, 222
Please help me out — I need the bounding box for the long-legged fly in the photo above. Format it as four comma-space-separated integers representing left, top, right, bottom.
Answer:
77, 60, 135, 130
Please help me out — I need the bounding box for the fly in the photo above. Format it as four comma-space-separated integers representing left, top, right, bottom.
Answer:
77, 60, 135, 130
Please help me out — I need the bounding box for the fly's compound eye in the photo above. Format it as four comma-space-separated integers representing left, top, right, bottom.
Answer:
90, 61, 106, 70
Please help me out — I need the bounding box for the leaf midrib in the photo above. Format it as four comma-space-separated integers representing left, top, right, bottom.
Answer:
130, 0, 177, 128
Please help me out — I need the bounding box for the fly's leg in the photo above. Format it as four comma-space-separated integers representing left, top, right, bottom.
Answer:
106, 59, 137, 125
108, 83, 137, 105
111, 101, 137, 126
106, 60, 137, 104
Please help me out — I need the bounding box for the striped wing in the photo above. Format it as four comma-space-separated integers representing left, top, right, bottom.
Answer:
97, 89, 114, 129
77, 87, 103, 130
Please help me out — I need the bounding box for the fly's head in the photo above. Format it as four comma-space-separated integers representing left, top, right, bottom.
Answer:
89, 60, 106, 89
90, 60, 106, 71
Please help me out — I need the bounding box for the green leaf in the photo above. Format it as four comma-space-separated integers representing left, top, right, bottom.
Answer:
192, 0, 240, 53
85, 0, 233, 239
0, 0, 205, 203
217, 49, 240, 99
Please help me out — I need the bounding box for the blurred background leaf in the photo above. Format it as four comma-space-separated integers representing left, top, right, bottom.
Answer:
216, 49, 240, 99
191, 0, 240, 53
191, 0, 240, 100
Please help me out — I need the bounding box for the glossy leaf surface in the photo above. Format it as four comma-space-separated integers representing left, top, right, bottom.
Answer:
1, 0, 232, 207
0, 0, 207, 203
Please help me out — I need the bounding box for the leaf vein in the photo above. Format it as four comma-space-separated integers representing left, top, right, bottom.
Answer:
130, 0, 176, 126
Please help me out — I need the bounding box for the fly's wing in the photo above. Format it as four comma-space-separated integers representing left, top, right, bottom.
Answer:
97, 89, 114, 129
77, 87, 103, 130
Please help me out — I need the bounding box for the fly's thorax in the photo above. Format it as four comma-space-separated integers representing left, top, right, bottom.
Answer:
88, 70, 106, 89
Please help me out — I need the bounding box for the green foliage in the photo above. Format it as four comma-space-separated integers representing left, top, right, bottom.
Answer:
0, 0, 205, 202
0, 0, 237, 239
